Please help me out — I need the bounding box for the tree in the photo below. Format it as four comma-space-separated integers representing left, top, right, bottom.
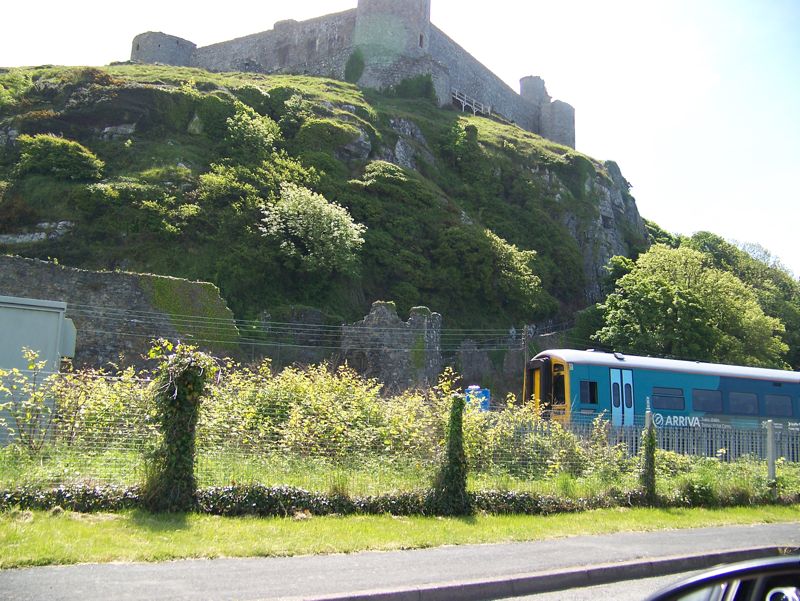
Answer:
685, 232, 800, 370
261, 182, 366, 275
595, 245, 788, 368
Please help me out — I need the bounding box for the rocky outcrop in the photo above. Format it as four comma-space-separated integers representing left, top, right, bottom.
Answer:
532, 159, 647, 302
378, 118, 435, 170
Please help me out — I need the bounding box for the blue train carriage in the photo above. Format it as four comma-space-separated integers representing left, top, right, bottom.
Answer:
523, 349, 800, 431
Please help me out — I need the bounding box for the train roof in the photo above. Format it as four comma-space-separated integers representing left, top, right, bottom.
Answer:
534, 349, 800, 384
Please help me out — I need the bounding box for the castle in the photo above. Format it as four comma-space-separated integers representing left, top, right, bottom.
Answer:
131, 0, 575, 148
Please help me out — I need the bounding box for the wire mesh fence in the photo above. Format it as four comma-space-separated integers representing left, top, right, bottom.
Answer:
1, 370, 798, 496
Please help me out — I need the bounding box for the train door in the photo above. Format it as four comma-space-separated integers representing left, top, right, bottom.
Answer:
525, 357, 551, 414
610, 369, 635, 426
551, 362, 568, 421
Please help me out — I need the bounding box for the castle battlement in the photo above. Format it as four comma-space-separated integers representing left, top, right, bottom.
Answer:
131, 0, 575, 148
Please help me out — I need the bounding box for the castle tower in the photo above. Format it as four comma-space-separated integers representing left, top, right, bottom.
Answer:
355, 0, 432, 60
520, 76, 576, 148
131, 32, 196, 67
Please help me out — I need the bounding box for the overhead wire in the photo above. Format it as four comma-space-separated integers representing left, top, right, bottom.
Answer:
62, 300, 582, 355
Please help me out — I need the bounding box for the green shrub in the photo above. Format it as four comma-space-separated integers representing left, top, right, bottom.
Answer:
431, 395, 471, 516
293, 118, 360, 153
15, 134, 104, 181
344, 49, 365, 84
231, 85, 272, 115
143, 342, 217, 513
386, 75, 437, 103
261, 182, 366, 274
195, 92, 237, 141
279, 364, 384, 459
0, 484, 142, 513
223, 101, 281, 164
640, 420, 657, 505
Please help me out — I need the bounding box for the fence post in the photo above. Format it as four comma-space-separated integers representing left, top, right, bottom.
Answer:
766, 420, 776, 482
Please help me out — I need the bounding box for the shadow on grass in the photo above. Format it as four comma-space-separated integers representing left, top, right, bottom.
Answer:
129, 509, 190, 531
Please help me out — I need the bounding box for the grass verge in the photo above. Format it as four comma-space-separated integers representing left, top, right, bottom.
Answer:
1, 505, 797, 569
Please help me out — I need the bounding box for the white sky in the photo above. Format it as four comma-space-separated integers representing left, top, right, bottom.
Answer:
2, 0, 799, 276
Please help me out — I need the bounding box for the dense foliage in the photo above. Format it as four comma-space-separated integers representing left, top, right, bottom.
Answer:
1, 354, 797, 518
591, 230, 799, 368
0, 65, 593, 330
1, 64, 797, 368
595, 244, 790, 368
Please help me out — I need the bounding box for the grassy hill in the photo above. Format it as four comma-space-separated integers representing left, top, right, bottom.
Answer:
0, 65, 648, 329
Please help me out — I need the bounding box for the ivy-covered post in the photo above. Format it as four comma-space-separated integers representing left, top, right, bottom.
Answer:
143, 341, 216, 513
640, 409, 657, 506
432, 393, 472, 516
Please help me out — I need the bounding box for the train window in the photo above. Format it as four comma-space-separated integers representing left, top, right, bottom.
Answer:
764, 394, 793, 417
612, 382, 621, 408
624, 383, 633, 409
553, 374, 566, 405
580, 381, 598, 404
693, 389, 722, 413
728, 391, 758, 415
652, 387, 685, 411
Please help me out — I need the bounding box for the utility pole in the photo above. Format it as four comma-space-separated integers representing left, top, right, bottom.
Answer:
522, 324, 530, 402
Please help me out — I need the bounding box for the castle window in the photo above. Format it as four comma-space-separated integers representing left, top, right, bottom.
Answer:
419, 34, 424, 48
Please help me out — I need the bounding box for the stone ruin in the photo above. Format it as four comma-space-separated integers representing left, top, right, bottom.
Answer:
340, 301, 442, 393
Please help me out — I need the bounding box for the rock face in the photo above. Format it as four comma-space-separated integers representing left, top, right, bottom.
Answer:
531, 159, 647, 303
341, 301, 442, 393
378, 118, 435, 170
0, 255, 238, 369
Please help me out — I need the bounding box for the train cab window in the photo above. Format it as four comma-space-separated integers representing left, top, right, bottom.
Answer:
580, 381, 598, 404
692, 389, 722, 413
765, 394, 793, 417
652, 387, 685, 411
553, 373, 566, 405
728, 391, 758, 415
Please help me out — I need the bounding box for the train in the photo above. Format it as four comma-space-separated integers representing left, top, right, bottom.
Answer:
523, 349, 800, 432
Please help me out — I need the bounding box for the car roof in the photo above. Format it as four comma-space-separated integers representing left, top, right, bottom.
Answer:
534, 349, 800, 384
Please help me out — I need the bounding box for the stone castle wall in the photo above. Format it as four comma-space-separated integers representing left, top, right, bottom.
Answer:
428, 26, 540, 133
191, 10, 358, 77
131, 1, 576, 148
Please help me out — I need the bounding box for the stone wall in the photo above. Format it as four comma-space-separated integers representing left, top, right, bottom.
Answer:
192, 10, 358, 77
341, 301, 442, 394
429, 26, 538, 133
0, 256, 238, 369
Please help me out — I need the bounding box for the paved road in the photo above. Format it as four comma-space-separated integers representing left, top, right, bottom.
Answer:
0, 523, 798, 601
499, 570, 704, 601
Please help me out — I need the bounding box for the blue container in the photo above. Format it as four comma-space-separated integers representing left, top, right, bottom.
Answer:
466, 385, 491, 411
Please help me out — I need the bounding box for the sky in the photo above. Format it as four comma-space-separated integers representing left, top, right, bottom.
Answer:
1, 0, 798, 276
